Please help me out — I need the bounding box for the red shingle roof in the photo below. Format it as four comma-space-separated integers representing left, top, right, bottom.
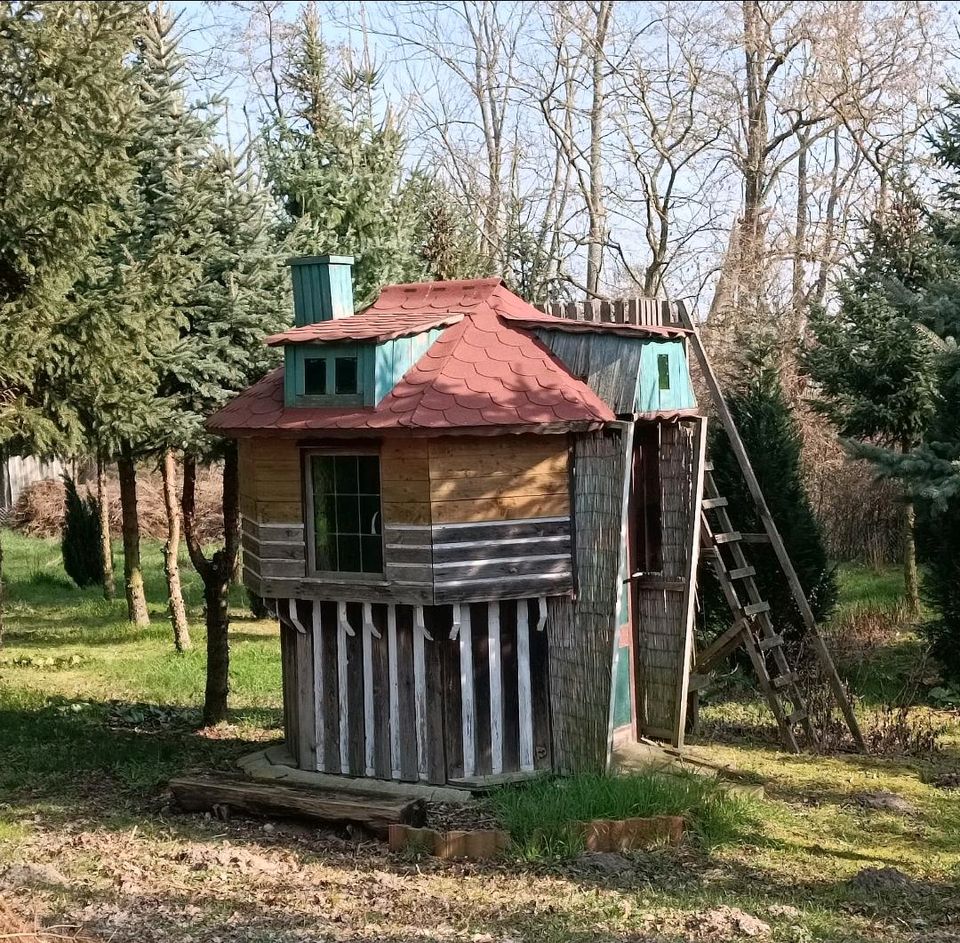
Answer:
265, 311, 462, 346
208, 278, 641, 436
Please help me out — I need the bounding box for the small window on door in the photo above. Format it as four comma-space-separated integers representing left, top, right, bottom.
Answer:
309, 454, 383, 574
657, 353, 671, 391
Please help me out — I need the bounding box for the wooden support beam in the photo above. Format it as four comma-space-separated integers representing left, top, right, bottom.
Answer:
170, 776, 426, 837
677, 301, 866, 753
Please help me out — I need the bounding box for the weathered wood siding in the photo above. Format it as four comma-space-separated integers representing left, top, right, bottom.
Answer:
633, 420, 702, 740
239, 438, 306, 596
547, 425, 632, 774
244, 434, 574, 605
277, 597, 552, 783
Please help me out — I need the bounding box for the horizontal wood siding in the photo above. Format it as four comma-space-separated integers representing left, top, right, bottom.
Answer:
428, 436, 569, 523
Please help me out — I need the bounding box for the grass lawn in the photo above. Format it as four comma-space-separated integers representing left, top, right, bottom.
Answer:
1, 533, 958, 942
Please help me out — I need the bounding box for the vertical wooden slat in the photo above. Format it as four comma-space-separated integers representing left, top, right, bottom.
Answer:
487, 601, 503, 775
442, 620, 465, 780
516, 599, 534, 772
413, 606, 430, 780
473, 603, 492, 776
336, 602, 351, 774
346, 602, 366, 777
371, 604, 392, 779
279, 623, 297, 764
295, 611, 315, 772
362, 602, 377, 776
425, 607, 448, 785
396, 605, 418, 781
529, 601, 552, 770
311, 601, 324, 771
459, 603, 476, 777
387, 604, 401, 778
500, 600, 520, 774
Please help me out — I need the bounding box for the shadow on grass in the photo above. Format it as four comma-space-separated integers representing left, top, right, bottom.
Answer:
0, 693, 282, 814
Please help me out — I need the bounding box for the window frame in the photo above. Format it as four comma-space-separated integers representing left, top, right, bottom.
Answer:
303, 446, 386, 581
296, 344, 364, 407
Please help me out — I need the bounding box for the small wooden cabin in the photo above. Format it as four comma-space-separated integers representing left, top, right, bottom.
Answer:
209, 256, 706, 784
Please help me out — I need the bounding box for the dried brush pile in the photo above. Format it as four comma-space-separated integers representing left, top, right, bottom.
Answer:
0, 896, 98, 942
10, 465, 224, 543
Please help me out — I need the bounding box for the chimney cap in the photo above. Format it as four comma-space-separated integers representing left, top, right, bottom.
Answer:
286, 254, 354, 267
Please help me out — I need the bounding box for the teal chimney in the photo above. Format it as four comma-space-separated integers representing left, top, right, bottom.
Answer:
288, 255, 355, 325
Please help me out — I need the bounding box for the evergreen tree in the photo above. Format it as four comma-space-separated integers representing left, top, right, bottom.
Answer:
261, 7, 423, 305
702, 365, 837, 642
175, 146, 287, 725
0, 1, 141, 639
802, 195, 944, 612
61, 476, 104, 589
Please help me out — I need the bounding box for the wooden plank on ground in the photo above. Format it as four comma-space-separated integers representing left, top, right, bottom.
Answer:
169, 776, 425, 837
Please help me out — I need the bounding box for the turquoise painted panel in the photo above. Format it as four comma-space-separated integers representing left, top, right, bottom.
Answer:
289, 256, 355, 325
373, 328, 443, 404
636, 340, 696, 412
612, 641, 632, 728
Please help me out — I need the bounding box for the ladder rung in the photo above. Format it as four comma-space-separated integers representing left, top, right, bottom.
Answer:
758, 634, 783, 652
787, 710, 807, 725
773, 672, 798, 689
704, 460, 714, 471
742, 601, 770, 617
714, 531, 742, 544
727, 566, 755, 580
702, 496, 728, 509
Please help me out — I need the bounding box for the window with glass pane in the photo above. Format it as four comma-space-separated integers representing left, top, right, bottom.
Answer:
335, 356, 358, 394
304, 357, 327, 395
310, 454, 382, 574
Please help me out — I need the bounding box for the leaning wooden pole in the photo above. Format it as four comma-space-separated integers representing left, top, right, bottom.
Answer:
675, 301, 866, 753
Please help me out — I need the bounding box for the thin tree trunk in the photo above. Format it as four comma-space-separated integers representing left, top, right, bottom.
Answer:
117, 453, 149, 627
183, 448, 241, 726
903, 497, 920, 615
161, 449, 191, 652
585, 0, 613, 297
0, 529, 5, 648
97, 455, 115, 601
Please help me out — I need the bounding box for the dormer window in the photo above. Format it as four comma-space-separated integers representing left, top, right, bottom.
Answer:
287, 343, 366, 406
335, 356, 358, 394
304, 357, 327, 395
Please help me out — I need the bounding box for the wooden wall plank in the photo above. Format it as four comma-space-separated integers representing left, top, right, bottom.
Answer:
516, 600, 534, 771
318, 602, 340, 774
471, 602, 492, 777
294, 601, 316, 772
386, 605, 401, 778
529, 601, 552, 770
487, 601, 504, 775
425, 606, 448, 785
345, 602, 366, 777
442, 608, 465, 781
396, 605, 418, 782
499, 600, 521, 774
431, 492, 569, 523
371, 604, 392, 779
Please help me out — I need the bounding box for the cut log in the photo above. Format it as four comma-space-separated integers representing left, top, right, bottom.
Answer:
169, 775, 426, 836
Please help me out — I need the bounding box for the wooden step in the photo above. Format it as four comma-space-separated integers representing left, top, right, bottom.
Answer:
169, 776, 425, 837
704, 460, 714, 471
742, 601, 770, 617
773, 672, 799, 689
758, 634, 783, 652
702, 496, 729, 509
728, 566, 756, 580
713, 531, 742, 544
787, 710, 807, 726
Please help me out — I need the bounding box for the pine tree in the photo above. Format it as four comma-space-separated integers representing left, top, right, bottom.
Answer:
175, 146, 287, 725
261, 7, 422, 305
702, 365, 837, 642
61, 476, 104, 589
802, 195, 944, 612
0, 1, 140, 640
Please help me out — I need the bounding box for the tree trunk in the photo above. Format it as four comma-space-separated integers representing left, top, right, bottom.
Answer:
903, 497, 920, 616
161, 449, 191, 652
97, 455, 115, 601
183, 446, 241, 726
585, 0, 613, 297
117, 454, 149, 627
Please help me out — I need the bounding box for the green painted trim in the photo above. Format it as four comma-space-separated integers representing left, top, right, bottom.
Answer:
373, 328, 443, 404
612, 641, 632, 728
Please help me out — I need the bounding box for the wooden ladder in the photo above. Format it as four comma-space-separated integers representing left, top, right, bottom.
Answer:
695, 463, 817, 752
674, 301, 866, 753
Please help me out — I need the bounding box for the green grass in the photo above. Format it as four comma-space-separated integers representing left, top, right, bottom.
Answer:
491, 772, 759, 858
2, 532, 959, 943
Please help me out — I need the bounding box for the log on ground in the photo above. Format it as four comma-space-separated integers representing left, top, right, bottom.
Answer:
169, 775, 426, 836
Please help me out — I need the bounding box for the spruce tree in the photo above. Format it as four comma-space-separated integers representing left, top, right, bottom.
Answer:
61, 476, 104, 589
703, 365, 837, 642
0, 1, 140, 640
802, 196, 943, 612
261, 7, 422, 305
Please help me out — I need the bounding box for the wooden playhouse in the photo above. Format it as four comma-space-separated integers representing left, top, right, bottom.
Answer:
209, 255, 858, 786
